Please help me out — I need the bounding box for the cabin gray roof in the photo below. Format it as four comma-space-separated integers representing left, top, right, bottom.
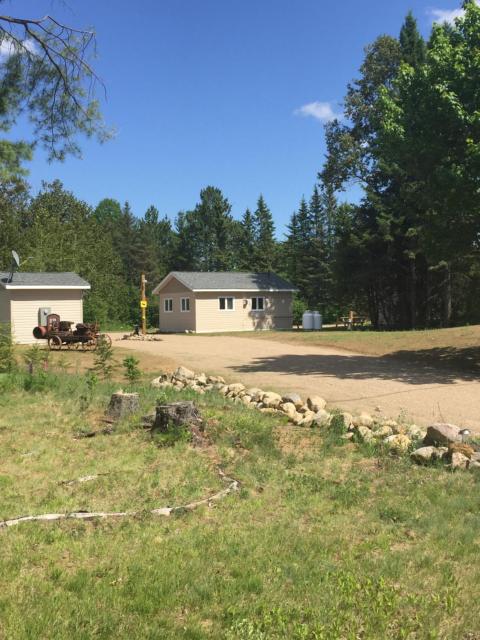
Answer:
0, 272, 91, 289
154, 271, 297, 293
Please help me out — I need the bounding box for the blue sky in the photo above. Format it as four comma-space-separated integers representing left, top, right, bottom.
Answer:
2, 0, 467, 236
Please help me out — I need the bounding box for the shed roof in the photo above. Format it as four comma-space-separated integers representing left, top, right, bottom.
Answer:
153, 271, 297, 294
0, 272, 91, 290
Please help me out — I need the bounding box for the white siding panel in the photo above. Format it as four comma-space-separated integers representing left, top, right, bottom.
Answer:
0, 288, 11, 324
10, 290, 84, 344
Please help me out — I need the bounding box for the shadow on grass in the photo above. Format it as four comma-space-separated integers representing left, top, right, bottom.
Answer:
231, 345, 480, 385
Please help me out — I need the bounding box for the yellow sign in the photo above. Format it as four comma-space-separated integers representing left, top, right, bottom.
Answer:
140, 300, 148, 309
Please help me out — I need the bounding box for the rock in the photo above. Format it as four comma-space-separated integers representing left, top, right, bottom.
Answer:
262, 392, 283, 409
469, 460, 480, 470
174, 366, 195, 381
385, 434, 411, 453
313, 409, 331, 427
195, 373, 208, 385
354, 412, 374, 428
151, 375, 168, 388
307, 395, 327, 412
106, 391, 140, 420
411, 446, 446, 464
219, 385, 229, 396
260, 407, 277, 414
357, 426, 374, 443
340, 412, 354, 429
405, 424, 427, 440
241, 395, 252, 406
246, 388, 264, 401
341, 432, 354, 441
292, 412, 304, 426
280, 402, 298, 420
451, 451, 469, 470
372, 424, 393, 438
227, 383, 245, 395
423, 423, 461, 446
282, 393, 303, 409
447, 442, 475, 459
471, 452, 480, 463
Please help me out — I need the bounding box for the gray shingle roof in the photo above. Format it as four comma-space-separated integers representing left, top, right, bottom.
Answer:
156, 271, 297, 292
0, 272, 90, 289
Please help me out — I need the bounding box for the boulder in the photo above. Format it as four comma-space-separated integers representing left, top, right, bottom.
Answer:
247, 388, 264, 401
411, 446, 447, 464
227, 383, 245, 394
260, 407, 277, 415
174, 366, 195, 381
262, 392, 283, 409
342, 432, 354, 441
151, 375, 168, 388
313, 409, 331, 427
292, 412, 305, 426
451, 451, 469, 470
282, 392, 303, 409
384, 434, 411, 453
423, 423, 461, 446
357, 426, 374, 443
280, 402, 298, 420
195, 373, 208, 385
241, 395, 252, 406
340, 412, 354, 429
447, 442, 475, 459
372, 424, 393, 438
354, 412, 374, 428
307, 395, 327, 412
219, 385, 229, 396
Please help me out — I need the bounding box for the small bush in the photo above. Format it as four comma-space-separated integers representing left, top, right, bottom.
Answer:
0, 324, 16, 372
122, 356, 141, 385
91, 337, 116, 379
23, 344, 49, 372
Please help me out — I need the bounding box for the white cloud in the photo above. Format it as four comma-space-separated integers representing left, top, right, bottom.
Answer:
0, 36, 37, 59
294, 101, 341, 123
429, 1, 480, 24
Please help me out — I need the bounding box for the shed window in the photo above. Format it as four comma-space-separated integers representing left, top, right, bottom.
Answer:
219, 297, 234, 311
181, 297, 190, 312
251, 297, 265, 311
164, 298, 173, 312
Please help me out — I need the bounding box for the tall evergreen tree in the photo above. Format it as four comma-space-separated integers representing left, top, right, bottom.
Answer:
238, 208, 256, 270
253, 195, 276, 271
399, 11, 426, 68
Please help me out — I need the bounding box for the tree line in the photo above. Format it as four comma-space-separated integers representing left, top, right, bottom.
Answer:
1, 2, 480, 329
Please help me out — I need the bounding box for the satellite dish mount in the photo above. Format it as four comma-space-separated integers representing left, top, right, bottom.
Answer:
8, 250, 20, 283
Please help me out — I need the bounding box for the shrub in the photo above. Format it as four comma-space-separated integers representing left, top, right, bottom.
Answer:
0, 324, 16, 372
91, 337, 116, 379
292, 297, 307, 328
122, 356, 141, 385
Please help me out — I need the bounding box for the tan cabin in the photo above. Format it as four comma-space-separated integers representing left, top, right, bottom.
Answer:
152, 271, 297, 333
0, 272, 90, 344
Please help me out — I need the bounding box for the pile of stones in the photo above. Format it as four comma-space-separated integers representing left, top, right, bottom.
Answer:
151, 366, 479, 471
121, 333, 163, 342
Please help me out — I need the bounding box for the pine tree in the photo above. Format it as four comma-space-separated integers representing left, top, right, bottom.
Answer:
253, 195, 276, 271
399, 11, 426, 67
238, 208, 256, 270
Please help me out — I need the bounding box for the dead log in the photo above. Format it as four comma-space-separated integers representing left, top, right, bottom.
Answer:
106, 391, 140, 420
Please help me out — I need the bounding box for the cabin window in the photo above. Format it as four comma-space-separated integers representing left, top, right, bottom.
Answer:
251, 297, 265, 311
164, 298, 173, 312
181, 297, 190, 312
219, 297, 234, 311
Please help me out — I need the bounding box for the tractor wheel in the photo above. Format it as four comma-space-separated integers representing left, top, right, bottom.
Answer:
48, 335, 62, 351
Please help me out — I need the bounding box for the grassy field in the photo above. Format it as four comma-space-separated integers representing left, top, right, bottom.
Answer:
205, 325, 480, 372
1, 352, 480, 638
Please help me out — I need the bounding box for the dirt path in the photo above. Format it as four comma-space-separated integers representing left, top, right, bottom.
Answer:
113, 333, 480, 431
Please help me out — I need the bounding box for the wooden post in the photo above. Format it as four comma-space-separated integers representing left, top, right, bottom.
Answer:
141, 273, 147, 336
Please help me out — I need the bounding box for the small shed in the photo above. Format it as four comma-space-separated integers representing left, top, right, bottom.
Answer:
152, 271, 297, 333
0, 272, 91, 344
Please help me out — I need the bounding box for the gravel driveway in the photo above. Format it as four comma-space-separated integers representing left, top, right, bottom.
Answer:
113, 333, 480, 431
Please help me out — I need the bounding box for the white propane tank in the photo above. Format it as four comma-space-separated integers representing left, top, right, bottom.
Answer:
302, 310, 314, 331
313, 311, 323, 331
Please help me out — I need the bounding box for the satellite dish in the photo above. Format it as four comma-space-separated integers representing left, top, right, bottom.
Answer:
11, 250, 20, 268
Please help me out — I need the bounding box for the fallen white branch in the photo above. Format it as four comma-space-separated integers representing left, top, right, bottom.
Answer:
60, 473, 109, 486
0, 473, 239, 529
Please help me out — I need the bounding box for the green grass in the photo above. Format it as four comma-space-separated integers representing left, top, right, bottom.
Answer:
0, 368, 479, 638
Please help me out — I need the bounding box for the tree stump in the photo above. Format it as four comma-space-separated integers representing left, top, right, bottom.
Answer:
152, 401, 203, 434
106, 391, 140, 420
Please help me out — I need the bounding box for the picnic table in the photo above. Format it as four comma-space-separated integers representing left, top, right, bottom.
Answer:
336, 313, 367, 330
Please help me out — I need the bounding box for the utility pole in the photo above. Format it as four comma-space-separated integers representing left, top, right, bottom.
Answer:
140, 273, 147, 335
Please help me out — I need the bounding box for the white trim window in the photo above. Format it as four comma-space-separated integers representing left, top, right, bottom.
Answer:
181, 297, 190, 312
164, 298, 173, 312
251, 296, 265, 311
219, 296, 235, 311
